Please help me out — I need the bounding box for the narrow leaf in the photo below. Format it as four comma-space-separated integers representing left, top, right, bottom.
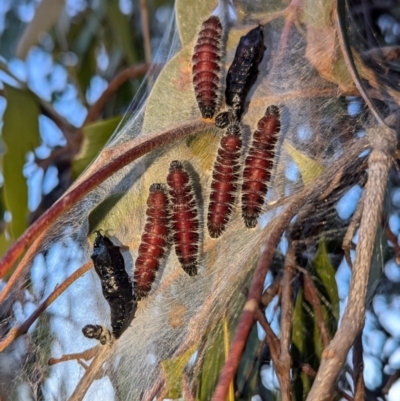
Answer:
16, 0, 65, 59
284, 141, 325, 185
72, 116, 122, 179
3, 85, 41, 238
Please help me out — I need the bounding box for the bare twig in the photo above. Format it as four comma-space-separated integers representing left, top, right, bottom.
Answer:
382, 369, 400, 395
353, 333, 365, 401
83, 64, 149, 125
139, 0, 152, 65
255, 309, 280, 359
342, 192, 365, 268
0, 119, 207, 282
48, 345, 99, 366
0, 261, 93, 352
275, 244, 296, 401
382, 214, 400, 264
261, 271, 283, 307
211, 136, 368, 401
306, 127, 396, 401
182, 375, 195, 401
68, 341, 115, 401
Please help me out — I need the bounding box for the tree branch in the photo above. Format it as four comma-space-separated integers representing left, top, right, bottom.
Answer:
0, 119, 207, 284
0, 261, 92, 352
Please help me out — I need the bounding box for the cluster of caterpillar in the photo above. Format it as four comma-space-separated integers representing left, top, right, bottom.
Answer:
192, 17, 266, 127
84, 162, 200, 343
134, 161, 200, 300
208, 106, 281, 238
84, 20, 277, 343
192, 17, 275, 236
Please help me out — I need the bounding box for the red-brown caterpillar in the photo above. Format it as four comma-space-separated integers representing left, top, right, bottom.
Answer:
241, 105, 280, 228
167, 161, 199, 276
89, 231, 137, 340
215, 25, 266, 127
192, 15, 223, 119
134, 183, 170, 300
207, 124, 242, 238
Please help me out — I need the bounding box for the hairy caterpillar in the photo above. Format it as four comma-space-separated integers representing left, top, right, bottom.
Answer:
207, 124, 243, 238
216, 25, 266, 127
192, 15, 223, 119
241, 105, 280, 228
87, 231, 137, 340
167, 160, 200, 276
134, 183, 170, 300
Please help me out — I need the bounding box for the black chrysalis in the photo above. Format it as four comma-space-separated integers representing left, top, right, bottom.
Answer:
216, 25, 266, 126
86, 231, 137, 340
82, 324, 110, 345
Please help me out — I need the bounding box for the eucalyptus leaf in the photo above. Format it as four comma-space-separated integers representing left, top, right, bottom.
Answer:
3, 85, 41, 239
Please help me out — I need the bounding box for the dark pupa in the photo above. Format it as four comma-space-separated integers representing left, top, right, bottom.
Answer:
90, 231, 137, 339
192, 15, 223, 119
167, 160, 200, 276
241, 105, 280, 228
223, 25, 266, 123
134, 183, 170, 300
82, 324, 110, 345
207, 124, 243, 238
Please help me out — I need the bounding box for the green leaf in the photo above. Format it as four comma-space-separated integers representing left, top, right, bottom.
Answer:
16, 0, 65, 59
107, 1, 138, 65
72, 116, 122, 179
88, 192, 132, 236
160, 345, 197, 399
291, 289, 313, 400
283, 141, 325, 185
3, 85, 41, 239
197, 323, 227, 401
175, 0, 218, 46
312, 240, 339, 324
236, 323, 261, 400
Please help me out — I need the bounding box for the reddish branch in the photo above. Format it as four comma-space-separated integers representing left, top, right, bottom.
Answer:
382, 214, 400, 264
83, 64, 149, 125
0, 119, 207, 283
0, 261, 93, 352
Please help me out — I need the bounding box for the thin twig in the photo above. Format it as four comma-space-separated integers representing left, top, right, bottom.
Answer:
0, 261, 93, 352
68, 341, 115, 401
48, 345, 99, 366
83, 64, 149, 125
211, 136, 368, 401
139, 0, 152, 65
275, 244, 295, 401
255, 309, 280, 359
261, 271, 283, 307
353, 333, 365, 401
342, 192, 365, 268
382, 369, 400, 395
306, 127, 396, 401
0, 119, 207, 283
382, 214, 400, 264
142, 375, 165, 401
182, 375, 195, 401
